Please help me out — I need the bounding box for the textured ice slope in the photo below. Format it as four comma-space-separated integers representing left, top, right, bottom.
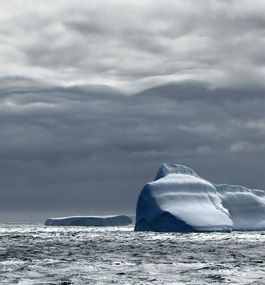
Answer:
45, 215, 132, 226
216, 185, 265, 230
135, 164, 265, 232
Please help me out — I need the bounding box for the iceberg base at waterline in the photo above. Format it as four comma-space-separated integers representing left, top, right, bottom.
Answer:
135, 163, 265, 232
45, 215, 133, 226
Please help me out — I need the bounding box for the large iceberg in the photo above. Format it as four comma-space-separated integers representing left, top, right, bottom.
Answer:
135, 163, 265, 232
45, 215, 132, 226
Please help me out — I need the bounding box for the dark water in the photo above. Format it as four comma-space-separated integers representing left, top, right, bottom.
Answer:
0, 224, 265, 284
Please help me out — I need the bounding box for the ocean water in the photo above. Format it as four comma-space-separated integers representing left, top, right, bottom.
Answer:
0, 224, 265, 284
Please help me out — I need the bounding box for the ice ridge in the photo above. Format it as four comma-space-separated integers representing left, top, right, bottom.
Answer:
135, 163, 265, 232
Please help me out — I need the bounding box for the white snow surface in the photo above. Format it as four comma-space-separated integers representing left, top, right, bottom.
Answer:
45, 215, 132, 226
135, 163, 265, 232
216, 184, 265, 230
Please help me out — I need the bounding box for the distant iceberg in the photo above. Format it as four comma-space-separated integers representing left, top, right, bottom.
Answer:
135, 163, 265, 232
45, 215, 132, 226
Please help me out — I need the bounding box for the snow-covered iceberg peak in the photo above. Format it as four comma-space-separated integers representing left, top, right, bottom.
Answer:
135, 163, 233, 233
154, 163, 200, 180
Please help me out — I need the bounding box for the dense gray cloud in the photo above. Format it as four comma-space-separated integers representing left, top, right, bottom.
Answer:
1, 78, 265, 222
1, 0, 265, 92
1, 1, 265, 222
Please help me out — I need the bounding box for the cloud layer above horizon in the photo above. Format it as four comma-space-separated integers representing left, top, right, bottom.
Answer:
1, 1, 265, 222
1, 0, 265, 92
1, 80, 265, 221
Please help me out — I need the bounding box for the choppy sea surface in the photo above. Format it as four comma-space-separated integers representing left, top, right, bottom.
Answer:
0, 224, 265, 284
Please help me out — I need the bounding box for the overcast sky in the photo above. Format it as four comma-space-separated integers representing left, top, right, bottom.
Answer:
1, 1, 265, 222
